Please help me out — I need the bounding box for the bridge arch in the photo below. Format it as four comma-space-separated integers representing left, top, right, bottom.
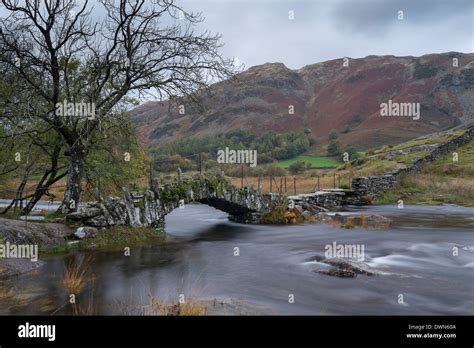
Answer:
66, 174, 274, 227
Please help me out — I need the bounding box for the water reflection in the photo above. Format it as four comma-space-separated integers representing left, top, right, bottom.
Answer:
1, 204, 473, 315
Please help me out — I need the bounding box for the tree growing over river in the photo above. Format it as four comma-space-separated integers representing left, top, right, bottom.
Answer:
0, 0, 235, 214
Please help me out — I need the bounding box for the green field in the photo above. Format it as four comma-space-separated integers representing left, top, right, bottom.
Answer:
277, 155, 340, 169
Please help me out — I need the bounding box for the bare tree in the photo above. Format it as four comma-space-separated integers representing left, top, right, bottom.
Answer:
0, 0, 235, 213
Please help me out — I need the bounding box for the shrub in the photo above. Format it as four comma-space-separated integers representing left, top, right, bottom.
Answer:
327, 140, 341, 156
288, 161, 306, 174
263, 164, 287, 177
362, 195, 374, 205
328, 129, 338, 141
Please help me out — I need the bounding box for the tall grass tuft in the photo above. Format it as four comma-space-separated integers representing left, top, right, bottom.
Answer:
62, 255, 93, 296
116, 294, 207, 316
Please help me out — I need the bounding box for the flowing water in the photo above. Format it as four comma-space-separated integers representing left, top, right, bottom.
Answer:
1, 204, 473, 315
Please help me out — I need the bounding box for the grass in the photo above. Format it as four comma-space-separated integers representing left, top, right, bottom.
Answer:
43, 210, 66, 222
78, 226, 165, 250
392, 150, 429, 165
373, 192, 401, 205
116, 293, 207, 316
62, 256, 93, 296
373, 130, 466, 154
260, 201, 289, 224
260, 200, 303, 224
0, 283, 15, 300
0, 178, 66, 200
42, 226, 166, 254
145, 297, 207, 316
348, 158, 400, 177
375, 140, 474, 206
340, 131, 468, 178
0, 209, 22, 220
277, 155, 340, 169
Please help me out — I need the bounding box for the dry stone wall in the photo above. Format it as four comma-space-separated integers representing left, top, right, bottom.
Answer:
351, 126, 474, 198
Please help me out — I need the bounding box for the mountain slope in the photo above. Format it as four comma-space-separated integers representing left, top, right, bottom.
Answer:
130, 52, 474, 151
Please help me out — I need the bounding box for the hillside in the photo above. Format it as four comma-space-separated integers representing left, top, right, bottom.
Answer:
338, 128, 467, 176
130, 52, 474, 151
338, 127, 474, 206
375, 138, 474, 206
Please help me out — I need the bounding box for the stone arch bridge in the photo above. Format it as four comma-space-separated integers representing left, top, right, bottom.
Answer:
67, 174, 278, 227
67, 126, 474, 227
66, 173, 372, 228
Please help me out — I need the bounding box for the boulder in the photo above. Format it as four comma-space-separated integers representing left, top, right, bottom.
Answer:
322, 258, 374, 276
294, 205, 304, 213
316, 268, 356, 278
66, 206, 102, 221
308, 255, 375, 278
326, 213, 391, 229
19, 216, 45, 222
74, 226, 98, 239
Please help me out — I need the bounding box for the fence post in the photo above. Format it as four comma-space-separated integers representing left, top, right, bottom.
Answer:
333, 174, 336, 189
338, 175, 341, 188
270, 175, 273, 193
280, 177, 283, 195
284, 177, 287, 193
241, 165, 244, 188
317, 175, 320, 191
149, 162, 153, 189
98, 176, 102, 202
199, 153, 202, 175
294, 177, 296, 195
257, 176, 261, 192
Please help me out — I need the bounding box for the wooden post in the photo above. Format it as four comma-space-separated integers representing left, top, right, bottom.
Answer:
177, 167, 183, 184
333, 173, 336, 189
293, 177, 296, 195
317, 175, 320, 191
199, 153, 202, 175
284, 177, 287, 193
98, 176, 102, 202
241, 165, 244, 188
149, 162, 153, 189
338, 175, 341, 188
280, 177, 283, 195
270, 175, 273, 193
257, 176, 261, 192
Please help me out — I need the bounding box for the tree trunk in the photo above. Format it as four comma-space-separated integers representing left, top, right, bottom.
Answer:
22, 187, 46, 215
22, 172, 67, 215
21, 144, 66, 216
59, 146, 86, 214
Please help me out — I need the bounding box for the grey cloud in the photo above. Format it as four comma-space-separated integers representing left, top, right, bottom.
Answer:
330, 0, 473, 33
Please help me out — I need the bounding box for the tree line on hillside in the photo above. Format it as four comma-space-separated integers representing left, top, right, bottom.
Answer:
150, 130, 314, 172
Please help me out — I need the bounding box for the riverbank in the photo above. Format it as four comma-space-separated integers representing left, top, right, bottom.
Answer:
0, 217, 71, 279
0, 217, 165, 279
0, 204, 472, 315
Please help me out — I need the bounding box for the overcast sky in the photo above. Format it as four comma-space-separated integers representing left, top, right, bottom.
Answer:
1, 0, 472, 70
181, 0, 474, 69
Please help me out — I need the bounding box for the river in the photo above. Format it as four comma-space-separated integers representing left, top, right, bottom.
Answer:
1, 204, 473, 315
